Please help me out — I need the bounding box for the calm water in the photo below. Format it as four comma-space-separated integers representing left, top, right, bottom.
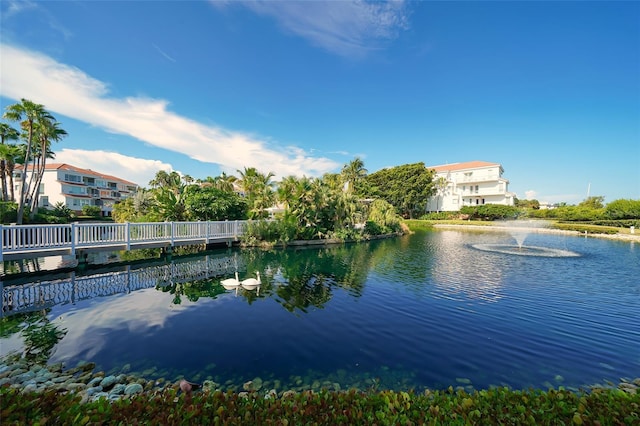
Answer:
2, 229, 639, 392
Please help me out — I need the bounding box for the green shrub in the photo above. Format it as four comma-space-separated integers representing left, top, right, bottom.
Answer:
242, 217, 298, 246
0, 201, 17, 223
605, 199, 640, 220
367, 199, 401, 234
82, 205, 102, 218
460, 204, 521, 221
419, 211, 458, 220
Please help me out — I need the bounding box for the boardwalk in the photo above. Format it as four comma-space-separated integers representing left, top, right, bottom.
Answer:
0, 220, 249, 262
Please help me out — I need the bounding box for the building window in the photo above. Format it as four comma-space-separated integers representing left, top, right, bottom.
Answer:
475, 185, 479, 193
482, 198, 485, 204
64, 174, 81, 183
39, 183, 45, 194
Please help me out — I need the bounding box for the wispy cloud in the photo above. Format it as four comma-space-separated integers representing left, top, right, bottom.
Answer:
54, 149, 174, 187
152, 43, 176, 63
213, 0, 410, 58
0, 43, 339, 181
1, 0, 72, 40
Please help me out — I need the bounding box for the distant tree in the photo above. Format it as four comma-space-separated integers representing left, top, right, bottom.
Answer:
341, 157, 367, 194
515, 198, 540, 209
605, 198, 640, 220
365, 163, 436, 219
183, 185, 248, 221
237, 167, 275, 219
579, 196, 605, 210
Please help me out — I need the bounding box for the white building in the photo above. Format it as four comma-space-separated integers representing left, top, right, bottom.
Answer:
14, 163, 138, 217
425, 161, 515, 212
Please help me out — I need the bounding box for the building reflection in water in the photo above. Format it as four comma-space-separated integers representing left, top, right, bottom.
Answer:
430, 230, 506, 303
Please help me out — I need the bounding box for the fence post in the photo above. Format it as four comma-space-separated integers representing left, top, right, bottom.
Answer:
171, 222, 175, 246
70, 222, 77, 256
0, 224, 3, 262
126, 222, 131, 250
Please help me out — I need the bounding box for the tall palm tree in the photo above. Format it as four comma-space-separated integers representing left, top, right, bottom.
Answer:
2, 144, 25, 202
3, 99, 54, 223
276, 175, 299, 211
237, 167, 275, 219
341, 157, 367, 194
28, 120, 67, 217
0, 123, 20, 201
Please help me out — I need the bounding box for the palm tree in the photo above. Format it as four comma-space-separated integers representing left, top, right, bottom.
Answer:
3, 99, 54, 223
237, 167, 275, 219
0, 123, 20, 201
341, 157, 367, 194
28, 119, 67, 217
1, 144, 25, 202
276, 175, 299, 211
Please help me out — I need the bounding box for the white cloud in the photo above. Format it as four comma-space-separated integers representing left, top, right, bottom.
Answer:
524, 190, 537, 200
0, 43, 340, 181
214, 0, 410, 58
54, 149, 173, 187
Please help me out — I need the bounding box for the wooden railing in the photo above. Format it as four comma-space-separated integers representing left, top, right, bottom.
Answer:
0, 221, 248, 261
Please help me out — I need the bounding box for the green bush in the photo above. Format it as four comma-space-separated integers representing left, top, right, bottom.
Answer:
0, 201, 17, 223
419, 211, 458, 220
242, 217, 297, 246
460, 204, 521, 221
367, 199, 401, 234
552, 222, 620, 235
605, 199, 640, 220
81, 205, 102, 218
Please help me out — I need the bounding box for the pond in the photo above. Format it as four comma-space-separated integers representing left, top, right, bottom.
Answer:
2, 228, 639, 393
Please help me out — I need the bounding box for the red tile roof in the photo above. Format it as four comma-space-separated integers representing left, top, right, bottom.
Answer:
428, 161, 501, 172
17, 163, 138, 186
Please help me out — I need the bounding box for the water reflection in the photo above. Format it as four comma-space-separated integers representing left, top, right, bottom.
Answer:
431, 231, 506, 302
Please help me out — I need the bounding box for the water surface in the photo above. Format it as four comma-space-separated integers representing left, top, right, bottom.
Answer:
2, 229, 639, 392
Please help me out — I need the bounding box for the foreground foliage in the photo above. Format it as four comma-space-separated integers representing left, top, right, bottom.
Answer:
2, 386, 637, 425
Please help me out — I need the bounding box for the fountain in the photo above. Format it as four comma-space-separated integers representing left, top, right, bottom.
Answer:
472, 220, 580, 257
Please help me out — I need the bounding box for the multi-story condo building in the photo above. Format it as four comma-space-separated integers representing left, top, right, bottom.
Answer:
14, 163, 138, 217
425, 160, 515, 212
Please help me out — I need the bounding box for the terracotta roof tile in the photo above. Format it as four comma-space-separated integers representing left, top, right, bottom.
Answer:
17, 163, 138, 186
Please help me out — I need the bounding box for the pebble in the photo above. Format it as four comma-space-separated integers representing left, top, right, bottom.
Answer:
0, 355, 637, 405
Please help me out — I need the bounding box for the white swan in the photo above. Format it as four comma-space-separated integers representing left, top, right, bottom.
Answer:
221, 271, 240, 290
241, 271, 261, 290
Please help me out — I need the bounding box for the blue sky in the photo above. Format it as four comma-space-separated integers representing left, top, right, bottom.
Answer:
1, 0, 638, 205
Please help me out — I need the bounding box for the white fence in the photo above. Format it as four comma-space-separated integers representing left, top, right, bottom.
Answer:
0, 221, 248, 261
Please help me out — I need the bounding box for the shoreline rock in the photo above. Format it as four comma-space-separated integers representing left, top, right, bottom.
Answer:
1, 356, 636, 404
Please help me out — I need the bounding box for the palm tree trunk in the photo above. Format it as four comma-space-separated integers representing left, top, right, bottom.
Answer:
16, 123, 36, 224
0, 160, 7, 201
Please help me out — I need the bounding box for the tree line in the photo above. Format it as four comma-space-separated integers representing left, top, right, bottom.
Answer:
1, 99, 440, 239
113, 159, 437, 243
